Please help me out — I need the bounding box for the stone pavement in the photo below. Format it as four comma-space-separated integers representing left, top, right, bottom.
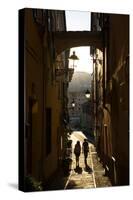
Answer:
44, 131, 112, 191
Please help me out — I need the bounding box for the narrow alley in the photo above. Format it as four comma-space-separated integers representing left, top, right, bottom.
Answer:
44, 131, 111, 190
19, 9, 129, 192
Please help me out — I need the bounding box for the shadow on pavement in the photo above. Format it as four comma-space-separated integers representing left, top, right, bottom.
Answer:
84, 164, 93, 174
74, 166, 83, 174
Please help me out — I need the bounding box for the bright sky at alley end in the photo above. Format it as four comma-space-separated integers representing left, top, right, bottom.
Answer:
65, 10, 93, 73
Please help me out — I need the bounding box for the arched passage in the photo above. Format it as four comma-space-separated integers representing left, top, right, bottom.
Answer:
53, 31, 103, 55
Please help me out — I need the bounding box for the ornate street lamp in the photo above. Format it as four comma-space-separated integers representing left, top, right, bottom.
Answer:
85, 89, 91, 99
68, 51, 79, 68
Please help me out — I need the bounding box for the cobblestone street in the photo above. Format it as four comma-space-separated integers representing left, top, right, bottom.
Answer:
44, 131, 112, 191
65, 132, 112, 189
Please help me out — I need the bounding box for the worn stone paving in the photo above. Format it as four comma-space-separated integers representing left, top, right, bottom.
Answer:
65, 143, 111, 189
65, 153, 95, 189
44, 131, 112, 191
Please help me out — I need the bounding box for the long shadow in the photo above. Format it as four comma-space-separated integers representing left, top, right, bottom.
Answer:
84, 164, 93, 174
74, 166, 82, 174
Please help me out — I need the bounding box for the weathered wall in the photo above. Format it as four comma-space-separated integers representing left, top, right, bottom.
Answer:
109, 14, 129, 185
25, 9, 44, 180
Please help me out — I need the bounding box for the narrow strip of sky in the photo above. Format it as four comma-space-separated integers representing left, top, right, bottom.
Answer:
65, 10, 93, 73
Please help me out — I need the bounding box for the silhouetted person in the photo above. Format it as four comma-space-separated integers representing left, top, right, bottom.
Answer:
82, 139, 89, 166
74, 141, 81, 168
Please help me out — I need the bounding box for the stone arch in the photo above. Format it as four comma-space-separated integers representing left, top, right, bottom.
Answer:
53, 31, 103, 55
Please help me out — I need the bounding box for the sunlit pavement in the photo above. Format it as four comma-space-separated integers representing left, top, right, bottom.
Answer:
44, 131, 112, 190
64, 131, 112, 189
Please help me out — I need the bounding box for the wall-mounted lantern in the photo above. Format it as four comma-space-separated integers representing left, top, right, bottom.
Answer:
68, 51, 79, 68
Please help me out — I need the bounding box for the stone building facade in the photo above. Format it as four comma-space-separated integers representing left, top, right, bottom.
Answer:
19, 8, 73, 190
68, 90, 94, 136
91, 12, 129, 185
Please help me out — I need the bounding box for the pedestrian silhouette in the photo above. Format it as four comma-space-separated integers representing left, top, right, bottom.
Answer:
74, 141, 81, 168
82, 139, 89, 166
